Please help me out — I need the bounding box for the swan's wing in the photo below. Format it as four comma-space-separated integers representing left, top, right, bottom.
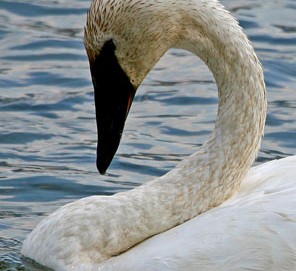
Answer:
98, 156, 296, 271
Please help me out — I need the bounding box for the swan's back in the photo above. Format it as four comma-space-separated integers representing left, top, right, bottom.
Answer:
97, 156, 296, 271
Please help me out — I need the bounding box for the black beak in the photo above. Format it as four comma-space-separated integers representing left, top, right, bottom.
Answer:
89, 40, 136, 174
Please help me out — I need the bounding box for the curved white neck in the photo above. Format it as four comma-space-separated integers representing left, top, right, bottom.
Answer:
126, 0, 267, 226
173, 1, 267, 204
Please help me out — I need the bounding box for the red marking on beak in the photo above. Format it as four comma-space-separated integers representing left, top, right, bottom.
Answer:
127, 92, 135, 115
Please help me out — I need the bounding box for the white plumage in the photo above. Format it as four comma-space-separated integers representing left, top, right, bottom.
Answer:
22, 0, 296, 270
99, 157, 296, 271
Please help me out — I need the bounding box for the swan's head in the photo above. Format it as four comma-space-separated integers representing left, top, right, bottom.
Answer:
85, 0, 179, 174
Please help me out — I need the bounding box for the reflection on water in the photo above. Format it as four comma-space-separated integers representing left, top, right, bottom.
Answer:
0, 0, 295, 270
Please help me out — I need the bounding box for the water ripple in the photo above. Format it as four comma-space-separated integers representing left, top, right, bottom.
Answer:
0, 1, 86, 17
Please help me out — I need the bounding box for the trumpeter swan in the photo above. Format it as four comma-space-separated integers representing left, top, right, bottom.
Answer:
22, 0, 296, 270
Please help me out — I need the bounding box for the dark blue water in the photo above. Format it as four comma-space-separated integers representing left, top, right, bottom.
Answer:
0, 0, 295, 270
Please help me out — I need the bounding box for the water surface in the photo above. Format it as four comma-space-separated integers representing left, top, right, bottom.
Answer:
0, 0, 295, 270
